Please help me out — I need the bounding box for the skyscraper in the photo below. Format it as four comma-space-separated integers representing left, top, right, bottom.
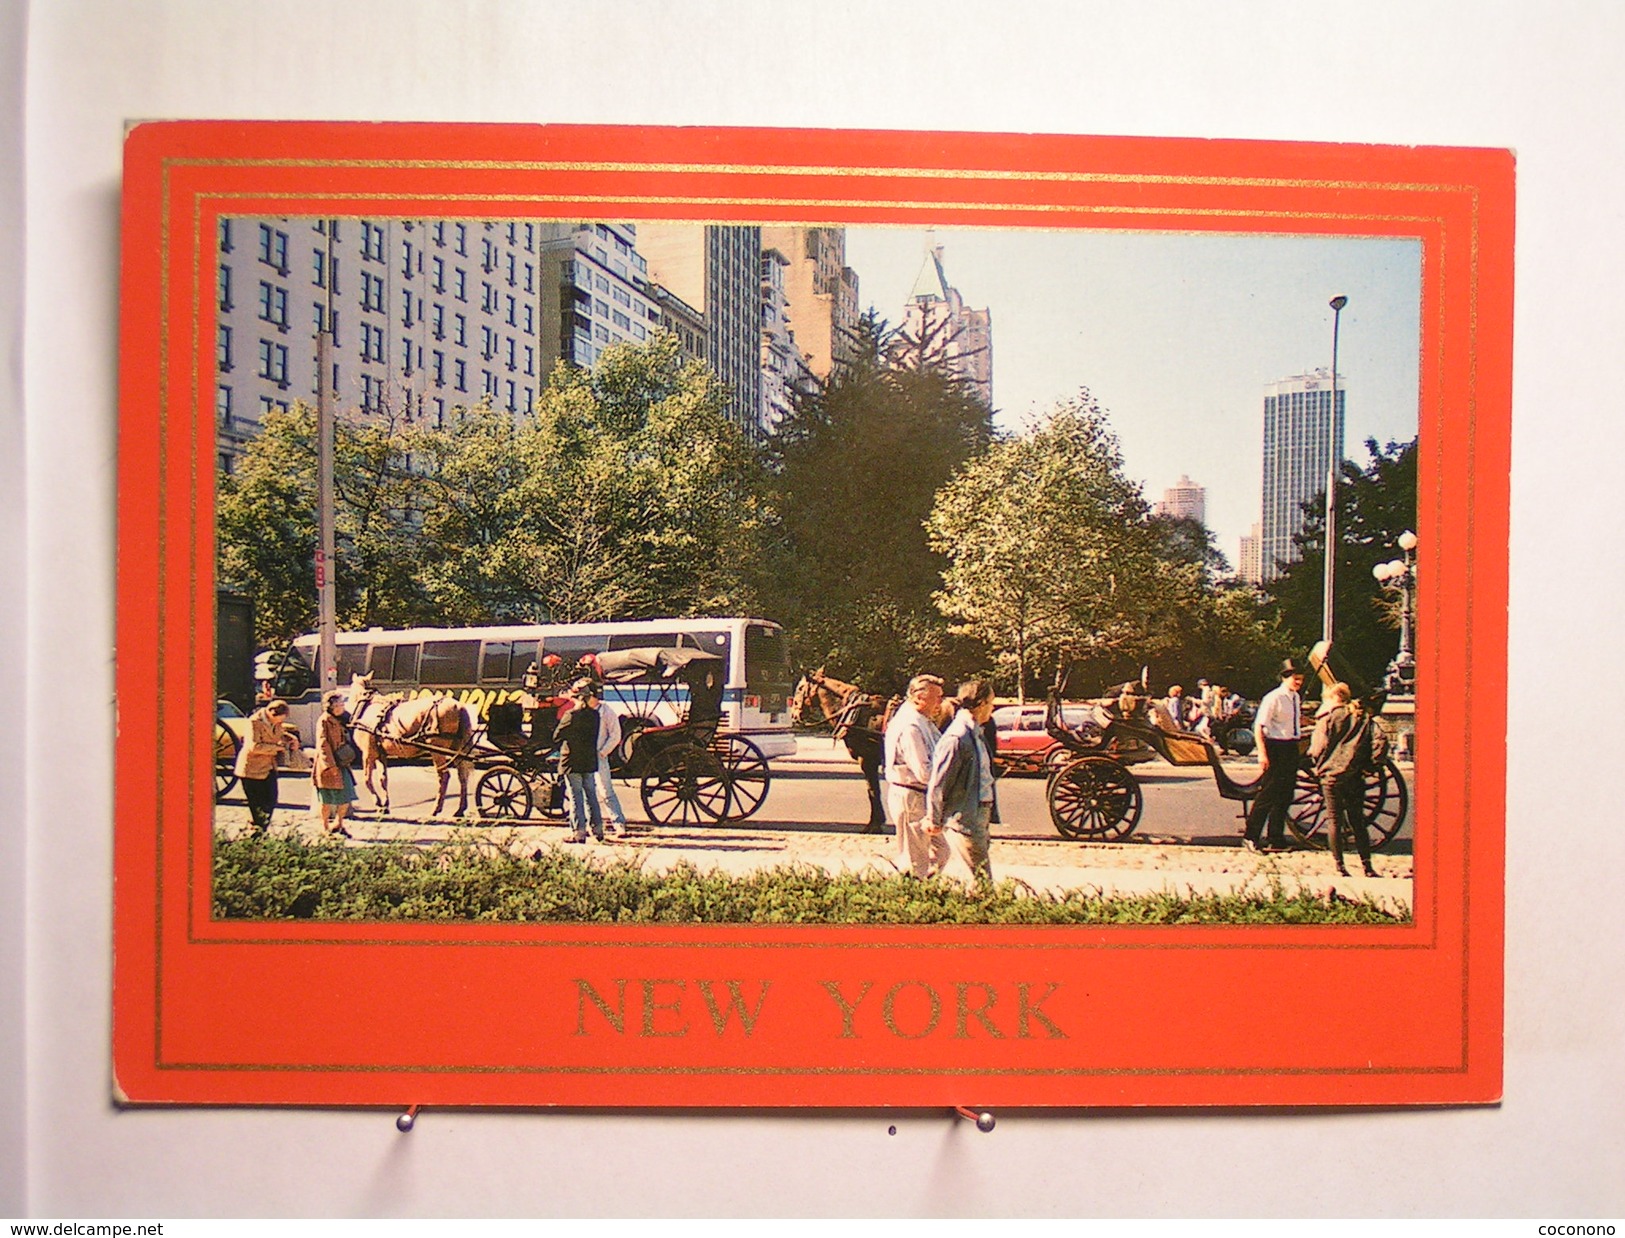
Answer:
1260, 370, 1346, 581
757, 225, 860, 381
896, 239, 993, 408
1238, 521, 1263, 586
1153, 475, 1207, 526
635, 222, 764, 437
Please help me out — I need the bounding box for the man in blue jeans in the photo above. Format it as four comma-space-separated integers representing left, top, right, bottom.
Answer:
585, 684, 629, 839
552, 682, 605, 843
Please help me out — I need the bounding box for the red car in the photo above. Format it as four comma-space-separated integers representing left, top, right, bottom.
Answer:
991, 703, 1096, 775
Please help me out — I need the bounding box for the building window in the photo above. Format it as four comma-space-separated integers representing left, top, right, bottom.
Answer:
612, 310, 630, 331
434, 222, 446, 248
454, 359, 466, 391
432, 350, 445, 387
454, 269, 466, 301
313, 248, 340, 293
523, 305, 533, 333
401, 240, 414, 279
506, 379, 516, 411
217, 325, 232, 372
454, 314, 467, 346
402, 338, 415, 376
594, 323, 609, 342
594, 298, 608, 318
633, 323, 646, 341
433, 397, 446, 427
358, 271, 382, 313
613, 286, 631, 307
481, 325, 495, 359
482, 239, 496, 272
506, 222, 517, 246
505, 338, 517, 371
524, 262, 534, 293
217, 384, 232, 427
361, 322, 385, 363
483, 370, 497, 398
432, 256, 445, 293
217, 264, 233, 311
362, 222, 386, 263
595, 275, 609, 293
257, 224, 288, 274
506, 253, 516, 285
259, 395, 289, 418
455, 223, 467, 256
524, 223, 534, 252
257, 281, 289, 330
431, 303, 444, 340
218, 219, 233, 252
402, 288, 415, 327
524, 345, 534, 376
523, 386, 533, 410
257, 340, 289, 388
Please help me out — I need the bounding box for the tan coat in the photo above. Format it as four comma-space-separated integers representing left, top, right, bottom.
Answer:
312, 711, 350, 791
233, 708, 288, 781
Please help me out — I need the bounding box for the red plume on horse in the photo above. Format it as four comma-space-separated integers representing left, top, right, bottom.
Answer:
344, 673, 477, 817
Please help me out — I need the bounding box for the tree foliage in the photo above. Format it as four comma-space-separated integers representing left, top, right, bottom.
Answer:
1265, 437, 1419, 692
762, 312, 995, 688
925, 391, 1291, 700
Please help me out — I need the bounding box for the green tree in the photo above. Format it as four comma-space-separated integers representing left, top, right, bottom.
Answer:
925, 392, 1176, 700
412, 334, 771, 623
216, 402, 429, 646
1266, 437, 1419, 690
764, 313, 995, 688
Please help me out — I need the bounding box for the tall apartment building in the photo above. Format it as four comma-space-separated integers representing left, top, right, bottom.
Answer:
759, 247, 816, 434
1260, 369, 1346, 581
215, 216, 554, 472
1153, 474, 1207, 526
757, 225, 861, 381
1238, 521, 1263, 585
535, 221, 661, 377
898, 241, 993, 408
635, 222, 764, 437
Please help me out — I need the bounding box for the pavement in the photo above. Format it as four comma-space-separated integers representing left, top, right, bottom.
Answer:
220, 735, 1415, 915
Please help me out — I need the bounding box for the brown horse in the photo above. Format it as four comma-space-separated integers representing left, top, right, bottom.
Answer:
344, 674, 475, 817
790, 668, 897, 833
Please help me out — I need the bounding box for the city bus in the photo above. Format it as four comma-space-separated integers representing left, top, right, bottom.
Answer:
263, 616, 797, 758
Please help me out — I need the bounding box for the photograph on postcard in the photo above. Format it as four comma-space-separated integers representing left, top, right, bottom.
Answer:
115, 124, 1508, 1108
207, 216, 1420, 926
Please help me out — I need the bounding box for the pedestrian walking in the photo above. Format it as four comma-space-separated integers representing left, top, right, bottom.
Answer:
587, 684, 629, 838
1243, 659, 1307, 853
234, 698, 296, 833
553, 680, 605, 843
883, 673, 946, 878
312, 691, 358, 838
1309, 682, 1380, 877
925, 680, 999, 888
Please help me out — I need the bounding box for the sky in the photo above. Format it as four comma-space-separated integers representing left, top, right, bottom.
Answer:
843, 226, 1423, 565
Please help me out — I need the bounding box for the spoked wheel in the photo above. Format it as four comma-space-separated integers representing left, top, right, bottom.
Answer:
214, 722, 240, 802
536, 768, 568, 820
640, 744, 730, 826
711, 735, 771, 820
475, 766, 534, 820
1286, 758, 1409, 850
1046, 756, 1143, 841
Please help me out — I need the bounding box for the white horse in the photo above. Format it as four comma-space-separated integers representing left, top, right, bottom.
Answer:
344, 674, 475, 817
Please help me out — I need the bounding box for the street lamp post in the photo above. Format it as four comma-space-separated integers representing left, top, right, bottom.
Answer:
1322, 295, 1348, 644
1372, 530, 1418, 695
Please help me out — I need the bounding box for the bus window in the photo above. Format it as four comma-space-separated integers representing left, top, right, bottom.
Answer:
274, 646, 315, 698
510, 639, 539, 682
745, 624, 791, 701
690, 630, 731, 667
335, 644, 370, 686
392, 643, 420, 683
481, 640, 514, 681
607, 631, 683, 651
367, 643, 396, 681
542, 635, 608, 670
421, 640, 480, 686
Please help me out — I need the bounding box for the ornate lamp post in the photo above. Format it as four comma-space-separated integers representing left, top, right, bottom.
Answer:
1372, 530, 1418, 759
1322, 295, 1348, 643
1372, 530, 1418, 694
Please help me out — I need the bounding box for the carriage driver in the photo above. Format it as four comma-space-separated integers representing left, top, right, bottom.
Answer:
883, 673, 947, 878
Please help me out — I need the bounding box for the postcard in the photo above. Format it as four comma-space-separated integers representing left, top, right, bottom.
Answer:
113, 122, 1511, 1107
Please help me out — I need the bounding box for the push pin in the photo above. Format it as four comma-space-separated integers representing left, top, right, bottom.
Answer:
396, 1104, 420, 1133
954, 1105, 995, 1133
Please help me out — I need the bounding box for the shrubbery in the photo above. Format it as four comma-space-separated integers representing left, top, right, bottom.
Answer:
213, 833, 1408, 926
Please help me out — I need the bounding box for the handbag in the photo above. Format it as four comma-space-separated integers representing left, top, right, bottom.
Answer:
334, 732, 361, 768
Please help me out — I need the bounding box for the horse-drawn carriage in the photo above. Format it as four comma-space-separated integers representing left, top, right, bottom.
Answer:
469, 645, 772, 827
1042, 654, 1409, 850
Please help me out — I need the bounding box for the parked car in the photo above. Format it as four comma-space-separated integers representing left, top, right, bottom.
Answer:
991, 702, 1097, 775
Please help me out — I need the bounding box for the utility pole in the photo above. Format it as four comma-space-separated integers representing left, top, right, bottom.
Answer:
316, 220, 338, 695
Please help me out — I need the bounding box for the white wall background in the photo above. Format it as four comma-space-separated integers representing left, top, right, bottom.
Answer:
6, 0, 1623, 1218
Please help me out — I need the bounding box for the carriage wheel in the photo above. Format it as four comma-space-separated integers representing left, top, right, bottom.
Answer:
214, 723, 240, 802
640, 745, 729, 826
1043, 744, 1074, 772
475, 766, 534, 820
1225, 727, 1256, 756
711, 735, 771, 820
1046, 756, 1143, 841
536, 768, 568, 820
1286, 759, 1409, 851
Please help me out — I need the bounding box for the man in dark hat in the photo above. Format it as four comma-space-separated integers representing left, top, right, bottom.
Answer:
1243, 658, 1307, 853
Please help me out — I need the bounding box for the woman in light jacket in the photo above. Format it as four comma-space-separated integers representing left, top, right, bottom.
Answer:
312, 690, 357, 838
234, 698, 294, 833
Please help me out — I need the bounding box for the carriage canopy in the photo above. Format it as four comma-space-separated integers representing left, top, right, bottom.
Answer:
582, 646, 726, 727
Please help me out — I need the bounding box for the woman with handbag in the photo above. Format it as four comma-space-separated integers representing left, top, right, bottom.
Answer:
312, 690, 359, 838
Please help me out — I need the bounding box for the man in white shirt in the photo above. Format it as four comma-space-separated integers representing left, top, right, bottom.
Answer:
884, 673, 945, 878
1243, 659, 1307, 853
584, 683, 628, 839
